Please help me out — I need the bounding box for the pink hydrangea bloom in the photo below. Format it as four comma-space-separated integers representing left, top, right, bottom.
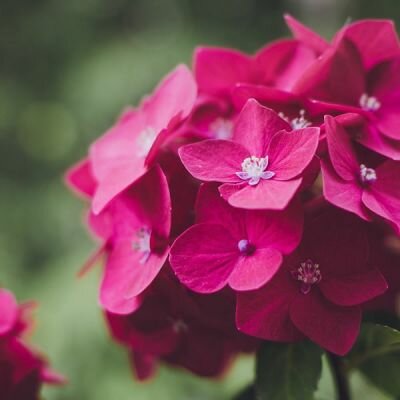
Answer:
0, 289, 64, 399
170, 183, 303, 293
89, 65, 196, 214
236, 208, 387, 355
105, 272, 257, 380
99, 165, 171, 314
293, 34, 400, 159
321, 115, 400, 233
179, 99, 319, 209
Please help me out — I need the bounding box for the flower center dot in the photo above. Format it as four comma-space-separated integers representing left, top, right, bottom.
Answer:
359, 93, 381, 112
236, 156, 275, 186
238, 239, 256, 256
132, 227, 152, 264
136, 126, 158, 157
291, 259, 322, 294
359, 164, 377, 185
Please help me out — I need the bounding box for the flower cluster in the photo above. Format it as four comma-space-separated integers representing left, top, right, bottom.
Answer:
0, 288, 63, 399
66, 15, 400, 379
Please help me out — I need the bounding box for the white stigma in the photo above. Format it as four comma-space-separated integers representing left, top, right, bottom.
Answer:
236, 156, 275, 186
360, 164, 377, 184
279, 109, 312, 130
132, 227, 152, 264
359, 93, 381, 112
291, 259, 322, 295
136, 126, 158, 157
210, 118, 233, 140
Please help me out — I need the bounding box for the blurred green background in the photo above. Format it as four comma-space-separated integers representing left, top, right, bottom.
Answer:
0, 1, 399, 399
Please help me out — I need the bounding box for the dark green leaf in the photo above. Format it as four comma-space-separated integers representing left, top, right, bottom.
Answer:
256, 341, 323, 400
233, 385, 255, 400
347, 323, 400, 397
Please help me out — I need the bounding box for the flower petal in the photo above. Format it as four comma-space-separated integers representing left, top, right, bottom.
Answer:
232, 99, 291, 156
267, 127, 320, 180
169, 223, 238, 293
221, 178, 302, 210
284, 14, 329, 54
64, 158, 96, 199
362, 160, 400, 233
0, 289, 18, 336
321, 159, 371, 221
324, 115, 359, 181
179, 139, 249, 183
290, 290, 361, 355
100, 245, 168, 314
194, 47, 253, 97
236, 270, 302, 342
320, 269, 388, 306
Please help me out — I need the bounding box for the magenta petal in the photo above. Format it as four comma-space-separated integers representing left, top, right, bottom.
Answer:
143, 64, 197, 133
169, 223, 238, 293
0, 289, 18, 336
376, 104, 400, 141
267, 127, 319, 180
284, 14, 329, 55
179, 139, 249, 183
321, 159, 371, 221
245, 199, 303, 254
324, 115, 359, 180
290, 291, 361, 355
337, 19, 400, 69
359, 125, 400, 160
320, 269, 388, 307
228, 248, 282, 291
195, 183, 247, 238
236, 271, 302, 342
255, 39, 316, 91
362, 160, 400, 232
222, 178, 302, 210
194, 47, 253, 96
100, 246, 168, 314
232, 99, 291, 156
64, 158, 96, 199
121, 165, 172, 238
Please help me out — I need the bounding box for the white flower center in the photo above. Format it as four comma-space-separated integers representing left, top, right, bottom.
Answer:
291, 259, 322, 295
210, 118, 233, 140
279, 109, 312, 130
136, 126, 158, 157
236, 156, 275, 186
359, 93, 381, 111
360, 164, 377, 184
132, 227, 151, 264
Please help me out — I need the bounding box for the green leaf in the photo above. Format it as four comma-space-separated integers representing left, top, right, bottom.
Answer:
255, 341, 323, 400
347, 323, 400, 397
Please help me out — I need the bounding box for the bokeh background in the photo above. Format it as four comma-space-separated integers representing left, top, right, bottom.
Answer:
1, 0, 399, 399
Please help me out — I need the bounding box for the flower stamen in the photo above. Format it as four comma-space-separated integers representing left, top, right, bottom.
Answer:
132, 227, 152, 264
291, 259, 322, 294
210, 118, 233, 140
236, 156, 275, 186
359, 93, 381, 112
360, 164, 377, 185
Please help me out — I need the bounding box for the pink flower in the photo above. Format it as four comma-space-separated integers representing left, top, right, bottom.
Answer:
194, 39, 317, 100
236, 208, 388, 355
179, 99, 319, 209
105, 272, 257, 380
99, 165, 171, 314
321, 115, 400, 233
170, 183, 303, 293
294, 35, 400, 159
89, 65, 197, 214
0, 289, 64, 399
64, 158, 97, 200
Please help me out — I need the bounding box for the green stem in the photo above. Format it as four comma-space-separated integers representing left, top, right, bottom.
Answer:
327, 353, 351, 400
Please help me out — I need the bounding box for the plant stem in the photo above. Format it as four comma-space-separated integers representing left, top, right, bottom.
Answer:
327, 353, 351, 400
